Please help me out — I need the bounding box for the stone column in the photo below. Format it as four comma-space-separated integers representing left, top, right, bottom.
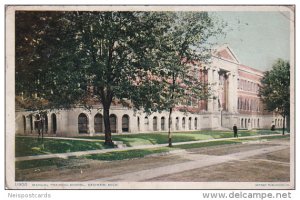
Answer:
213, 67, 220, 112
248, 120, 252, 130
227, 72, 233, 113
57, 111, 69, 136
89, 114, 95, 136
227, 72, 238, 113
157, 117, 161, 132
55, 113, 61, 136
190, 117, 195, 130
178, 117, 182, 131
184, 117, 188, 131
148, 117, 153, 132
25, 115, 31, 134
116, 115, 122, 133
232, 73, 238, 113
139, 116, 145, 132
164, 116, 169, 132
170, 116, 175, 132
207, 68, 214, 112
130, 115, 137, 133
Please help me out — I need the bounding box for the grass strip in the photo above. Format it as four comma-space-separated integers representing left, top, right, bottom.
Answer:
15, 157, 73, 170
83, 147, 171, 161
74, 129, 279, 147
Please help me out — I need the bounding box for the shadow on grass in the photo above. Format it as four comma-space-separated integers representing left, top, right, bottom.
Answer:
15, 136, 109, 157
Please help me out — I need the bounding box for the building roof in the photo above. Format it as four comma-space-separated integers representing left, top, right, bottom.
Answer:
239, 64, 264, 75
213, 44, 240, 64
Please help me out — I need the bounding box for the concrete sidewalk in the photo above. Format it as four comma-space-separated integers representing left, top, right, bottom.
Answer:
17, 135, 105, 142
91, 143, 289, 182
15, 133, 288, 162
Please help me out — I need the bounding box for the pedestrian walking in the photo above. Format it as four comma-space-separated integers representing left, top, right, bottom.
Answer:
233, 124, 238, 138
271, 121, 275, 131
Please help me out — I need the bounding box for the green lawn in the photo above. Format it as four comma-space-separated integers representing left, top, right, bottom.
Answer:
15, 136, 109, 157
75, 129, 280, 147
15, 135, 289, 170
15, 129, 282, 157
15, 140, 238, 170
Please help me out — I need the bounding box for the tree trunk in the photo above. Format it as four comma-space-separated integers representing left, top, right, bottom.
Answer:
99, 85, 114, 146
103, 104, 113, 146
282, 115, 285, 135
168, 107, 173, 147
287, 115, 290, 133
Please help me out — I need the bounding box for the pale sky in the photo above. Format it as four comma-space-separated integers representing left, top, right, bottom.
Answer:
211, 11, 292, 71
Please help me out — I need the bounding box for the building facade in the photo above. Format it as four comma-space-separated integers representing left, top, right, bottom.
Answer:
15, 45, 285, 136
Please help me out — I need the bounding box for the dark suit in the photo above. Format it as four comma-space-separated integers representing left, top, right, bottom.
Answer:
233, 125, 238, 137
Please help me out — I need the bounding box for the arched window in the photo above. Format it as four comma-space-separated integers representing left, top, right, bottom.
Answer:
182, 117, 186, 129
94, 113, 103, 133
42, 114, 48, 133
161, 117, 165, 131
241, 118, 244, 128
122, 114, 130, 132
188, 117, 192, 130
176, 117, 179, 130
78, 113, 88, 134
247, 99, 250, 110
51, 113, 57, 134
29, 115, 33, 133
257, 119, 260, 128
153, 116, 158, 131
137, 117, 140, 131
144, 116, 149, 131
109, 114, 117, 133
194, 118, 198, 130
22, 115, 26, 133
34, 114, 40, 130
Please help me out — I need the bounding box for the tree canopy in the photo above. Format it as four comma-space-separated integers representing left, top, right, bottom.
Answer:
259, 58, 290, 134
15, 11, 223, 144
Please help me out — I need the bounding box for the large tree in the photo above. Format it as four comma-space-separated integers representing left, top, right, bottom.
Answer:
259, 59, 290, 135
135, 12, 219, 147
16, 11, 222, 145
